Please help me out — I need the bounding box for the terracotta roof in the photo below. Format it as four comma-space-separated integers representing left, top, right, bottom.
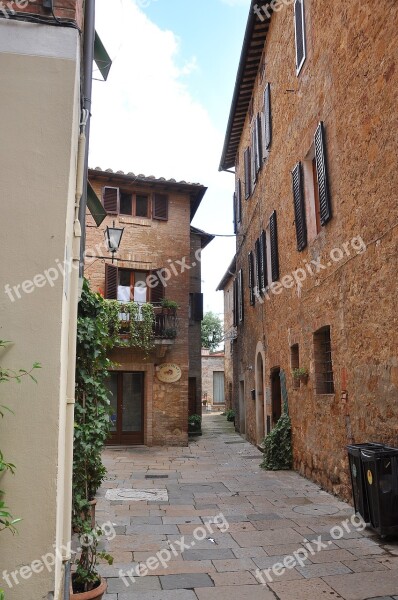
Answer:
219, 2, 272, 171
88, 167, 207, 221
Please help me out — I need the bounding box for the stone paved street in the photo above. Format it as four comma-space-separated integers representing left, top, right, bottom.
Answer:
97, 414, 398, 600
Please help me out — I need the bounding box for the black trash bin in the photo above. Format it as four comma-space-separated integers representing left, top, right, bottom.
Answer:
360, 446, 398, 536
347, 443, 384, 523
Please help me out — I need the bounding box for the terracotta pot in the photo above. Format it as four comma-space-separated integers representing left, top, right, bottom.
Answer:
70, 576, 107, 600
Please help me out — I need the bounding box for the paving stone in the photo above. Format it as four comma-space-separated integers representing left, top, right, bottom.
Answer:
106, 575, 161, 593
253, 554, 311, 570
342, 558, 389, 572
269, 577, 344, 599
296, 560, 352, 578
162, 516, 203, 525
231, 529, 304, 547
160, 573, 214, 589
247, 513, 282, 521
212, 557, 256, 572
211, 571, 258, 586
323, 570, 398, 600
183, 548, 235, 561
126, 524, 179, 535
130, 516, 163, 525
232, 546, 267, 559
195, 584, 277, 599
118, 591, 198, 600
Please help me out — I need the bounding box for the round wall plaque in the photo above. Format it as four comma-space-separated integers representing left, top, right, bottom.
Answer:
157, 363, 182, 383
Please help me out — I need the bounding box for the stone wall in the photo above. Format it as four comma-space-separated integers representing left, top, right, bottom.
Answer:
230, 0, 398, 498
202, 349, 225, 407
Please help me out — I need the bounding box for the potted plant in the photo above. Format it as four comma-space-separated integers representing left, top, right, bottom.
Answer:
188, 414, 202, 436
161, 299, 180, 315
292, 367, 309, 384
71, 522, 113, 600
225, 409, 235, 423
163, 328, 177, 339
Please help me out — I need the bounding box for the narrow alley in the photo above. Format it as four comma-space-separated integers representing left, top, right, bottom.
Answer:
98, 414, 398, 600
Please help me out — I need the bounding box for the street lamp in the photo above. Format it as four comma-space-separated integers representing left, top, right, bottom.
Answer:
105, 221, 124, 263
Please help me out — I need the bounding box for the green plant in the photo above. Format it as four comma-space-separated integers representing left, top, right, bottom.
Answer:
292, 367, 308, 379
163, 328, 177, 339
108, 301, 156, 354
161, 298, 180, 310
201, 311, 224, 352
225, 409, 235, 422
260, 413, 292, 470
72, 522, 113, 594
73, 281, 118, 530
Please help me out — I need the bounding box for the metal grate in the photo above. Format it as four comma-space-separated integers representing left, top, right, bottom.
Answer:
314, 327, 335, 394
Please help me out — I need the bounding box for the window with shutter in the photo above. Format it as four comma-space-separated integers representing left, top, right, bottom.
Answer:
103, 187, 119, 214
294, 0, 306, 74
260, 229, 268, 291
238, 269, 244, 323
248, 251, 255, 306
264, 83, 272, 152
233, 192, 237, 234
292, 162, 307, 251
236, 179, 242, 224
153, 194, 169, 221
270, 211, 280, 282
233, 278, 238, 327
314, 122, 332, 226
255, 238, 261, 296
191, 292, 204, 321
255, 115, 262, 174
105, 263, 118, 299
251, 126, 257, 188
150, 270, 165, 304
244, 148, 251, 199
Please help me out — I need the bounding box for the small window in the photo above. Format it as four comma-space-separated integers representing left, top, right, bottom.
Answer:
153, 194, 169, 221
135, 195, 149, 218
314, 326, 334, 394
290, 344, 300, 389
294, 0, 306, 75
120, 191, 133, 215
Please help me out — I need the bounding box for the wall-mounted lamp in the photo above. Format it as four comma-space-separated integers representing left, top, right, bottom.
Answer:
105, 221, 124, 263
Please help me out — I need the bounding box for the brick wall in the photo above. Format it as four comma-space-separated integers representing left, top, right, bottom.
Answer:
10, 0, 84, 26
230, 0, 398, 498
189, 233, 203, 415
85, 173, 195, 446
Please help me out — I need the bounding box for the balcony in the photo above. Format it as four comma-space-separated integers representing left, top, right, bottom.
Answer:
116, 302, 178, 357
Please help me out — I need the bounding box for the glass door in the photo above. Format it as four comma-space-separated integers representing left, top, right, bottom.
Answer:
106, 372, 145, 445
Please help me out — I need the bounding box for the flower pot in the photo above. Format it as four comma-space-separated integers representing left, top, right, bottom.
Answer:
70, 576, 107, 600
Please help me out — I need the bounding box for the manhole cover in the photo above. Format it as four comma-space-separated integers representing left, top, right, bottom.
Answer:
293, 504, 340, 516
105, 488, 169, 502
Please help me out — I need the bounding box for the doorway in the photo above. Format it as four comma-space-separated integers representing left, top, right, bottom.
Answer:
239, 380, 246, 434
106, 372, 145, 445
213, 372, 225, 405
256, 353, 265, 444
271, 368, 282, 427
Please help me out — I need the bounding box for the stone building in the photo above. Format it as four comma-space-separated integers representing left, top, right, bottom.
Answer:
201, 349, 226, 409
218, 0, 398, 497
216, 256, 237, 412
85, 168, 213, 446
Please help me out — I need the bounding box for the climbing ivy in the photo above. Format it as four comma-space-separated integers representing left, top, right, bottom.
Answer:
107, 300, 155, 355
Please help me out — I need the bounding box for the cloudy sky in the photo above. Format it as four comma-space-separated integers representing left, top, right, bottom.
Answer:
89, 0, 249, 317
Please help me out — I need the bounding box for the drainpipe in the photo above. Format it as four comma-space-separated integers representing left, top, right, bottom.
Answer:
62, 1, 96, 597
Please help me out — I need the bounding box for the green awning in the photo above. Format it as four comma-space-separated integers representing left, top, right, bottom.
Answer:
94, 31, 112, 81
87, 181, 107, 227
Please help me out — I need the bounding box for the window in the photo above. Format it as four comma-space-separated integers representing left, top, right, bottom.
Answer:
300, 122, 332, 242
238, 269, 244, 323
313, 326, 334, 394
248, 251, 255, 306
290, 344, 300, 389
236, 179, 242, 225
263, 83, 272, 155
153, 193, 168, 220
251, 124, 257, 189
105, 263, 164, 303
102, 187, 155, 219
270, 210, 280, 282
244, 147, 251, 199
294, 0, 306, 74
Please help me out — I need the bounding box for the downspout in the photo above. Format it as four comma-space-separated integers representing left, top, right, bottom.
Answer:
62, 1, 95, 597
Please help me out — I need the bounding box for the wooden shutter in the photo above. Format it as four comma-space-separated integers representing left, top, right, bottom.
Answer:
192, 292, 203, 321
251, 126, 257, 187
153, 194, 169, 220
294, 0, 306, 72
260, 229, 268, 291
244, 148, 251, 199
292, 162, 307, 251
150, 270, 165, 304
270, 211, 280, 282
103, 187, 119, 214
236, 179, 242, 224
105, 262, 118, 299
233, 278, 238, 327
255, 115, 262, 174
248, 251, 255, 306
255, 238, 261, 295
238, 269, 244, 323
314, 122, 332, 226
264, 83, 272, 151
233, 192, 237, 234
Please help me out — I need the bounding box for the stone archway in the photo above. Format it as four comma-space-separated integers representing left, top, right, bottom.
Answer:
255, 342, 266, 445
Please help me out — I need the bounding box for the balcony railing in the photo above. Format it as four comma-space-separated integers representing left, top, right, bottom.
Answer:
117, 302, 178, 341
